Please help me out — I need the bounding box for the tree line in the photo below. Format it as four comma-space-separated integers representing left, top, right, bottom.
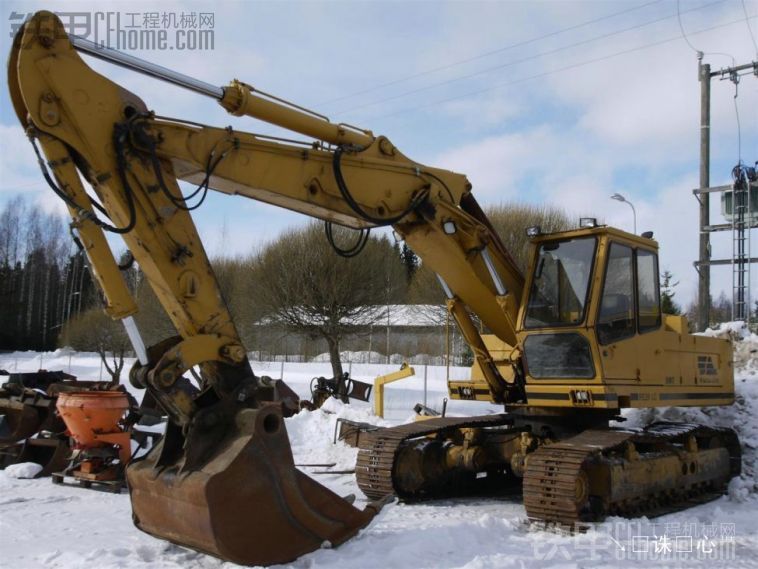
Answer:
7, 193, 734, 384
0, 196, 97, 351
59, 202, 581, 381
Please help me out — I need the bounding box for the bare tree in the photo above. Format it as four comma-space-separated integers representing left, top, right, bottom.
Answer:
212, 253, 267, 348
710, 292, 733, 326
0, 195, 26, 268
0, 196, 75, 350
254, 222, 406, 378
60, 308, 131, 384
485, 202, 574, 273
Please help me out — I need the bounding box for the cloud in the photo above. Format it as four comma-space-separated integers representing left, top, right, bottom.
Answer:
431, 119, 753, 307
1, 0, 755, 312
539, 3, 757, 165
433, 126, 572, 199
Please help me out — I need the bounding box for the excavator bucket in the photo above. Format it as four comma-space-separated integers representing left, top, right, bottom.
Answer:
127, 404, 380, 566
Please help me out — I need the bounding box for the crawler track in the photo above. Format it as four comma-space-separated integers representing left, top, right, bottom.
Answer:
356, 417, 740, 527
356, 415, 513, 500
523, 422, 741, 526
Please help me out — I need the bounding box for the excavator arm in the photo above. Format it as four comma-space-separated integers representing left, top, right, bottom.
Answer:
9, 11, 524, 565
147, 116, 525, 402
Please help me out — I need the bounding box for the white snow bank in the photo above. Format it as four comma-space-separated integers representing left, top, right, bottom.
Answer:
1, 331, 758, 568
4, 462, 43, 479
698, 320, 757, 341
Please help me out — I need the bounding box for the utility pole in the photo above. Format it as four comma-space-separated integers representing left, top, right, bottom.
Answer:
697, 54, 711, 332
695, 58, 758, 331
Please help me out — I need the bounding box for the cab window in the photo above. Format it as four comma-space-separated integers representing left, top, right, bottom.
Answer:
524, 237, 596, 328
637, 249, 661, 332
597, 243, 635, 344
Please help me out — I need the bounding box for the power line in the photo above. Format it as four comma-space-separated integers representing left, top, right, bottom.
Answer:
733, 84, 742, 162
317, 0, 665, 107
677, 0, 704, 53
367, 15, 756, 122
677, 0, 735, 64
685, 0, 758, 165
731, 0, 758, 164
338, 0, 726, 116
742, 0, 758, 57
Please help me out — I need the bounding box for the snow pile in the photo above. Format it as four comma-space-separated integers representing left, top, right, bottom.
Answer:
4, 462, 43, 479
698, 320, 755, 341
698, 321, 758, 374
284, 398, 391, 496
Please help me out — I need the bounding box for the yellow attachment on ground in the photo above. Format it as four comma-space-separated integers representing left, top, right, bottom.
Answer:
373, 363, 416, 418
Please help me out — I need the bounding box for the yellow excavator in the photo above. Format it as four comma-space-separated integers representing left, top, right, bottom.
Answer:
9, 12, 740, 566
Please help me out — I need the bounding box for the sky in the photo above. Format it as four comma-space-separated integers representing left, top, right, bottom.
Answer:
1, 0, 756, 312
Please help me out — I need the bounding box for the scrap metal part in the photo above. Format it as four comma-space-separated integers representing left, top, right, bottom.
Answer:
0, 370, 151, 477
334, 418, 383, 448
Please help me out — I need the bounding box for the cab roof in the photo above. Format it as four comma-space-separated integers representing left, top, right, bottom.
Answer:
530, 224, 659, 250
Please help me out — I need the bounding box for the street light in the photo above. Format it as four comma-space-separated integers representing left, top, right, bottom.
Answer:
610, 193, 637, 234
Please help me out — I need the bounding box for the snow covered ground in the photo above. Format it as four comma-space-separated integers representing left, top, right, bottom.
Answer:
1, 329, 757, 568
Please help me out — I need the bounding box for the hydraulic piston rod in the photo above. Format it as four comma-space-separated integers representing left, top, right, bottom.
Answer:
69, 35, 373, 147
70, 35, 223, 98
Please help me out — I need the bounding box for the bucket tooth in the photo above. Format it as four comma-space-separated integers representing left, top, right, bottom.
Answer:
127, 404, 379, 566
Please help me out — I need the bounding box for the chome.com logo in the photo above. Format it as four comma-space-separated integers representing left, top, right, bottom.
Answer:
9, 11, 215, 51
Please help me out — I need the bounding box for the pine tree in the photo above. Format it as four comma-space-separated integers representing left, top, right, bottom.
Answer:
400, 243, 419, 283
660, 270, 681, 315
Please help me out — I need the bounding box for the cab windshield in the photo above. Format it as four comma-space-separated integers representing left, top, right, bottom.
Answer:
524, 237, 596, 328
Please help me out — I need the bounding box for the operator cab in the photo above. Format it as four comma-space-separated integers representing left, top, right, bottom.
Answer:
518, 222, 661, 382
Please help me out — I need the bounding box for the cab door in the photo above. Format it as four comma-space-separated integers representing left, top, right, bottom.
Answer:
596, 242, 638, 380
596, 242, 675, 383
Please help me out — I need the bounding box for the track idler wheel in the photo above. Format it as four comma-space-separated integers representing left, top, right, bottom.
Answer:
127, 404, 380, 566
